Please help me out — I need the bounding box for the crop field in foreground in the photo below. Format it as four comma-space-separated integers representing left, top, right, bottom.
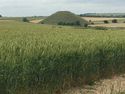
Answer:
0, 20, 125, 94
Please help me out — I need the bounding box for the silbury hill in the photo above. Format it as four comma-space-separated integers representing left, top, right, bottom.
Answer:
41, 11, 88, 26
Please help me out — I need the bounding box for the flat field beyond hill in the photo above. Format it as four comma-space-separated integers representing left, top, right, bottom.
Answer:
82, 17, 125, 28
1, 20, 125, 94
82, 17, 125, 22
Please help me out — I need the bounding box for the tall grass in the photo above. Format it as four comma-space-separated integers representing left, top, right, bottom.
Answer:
0, 21, 125, 94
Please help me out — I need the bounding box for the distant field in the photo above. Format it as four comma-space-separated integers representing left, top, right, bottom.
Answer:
0, 16, 46, 22
27, 16, 125, 27
82, 17, 125, 22
1, 16, 125, 28
30, 19, 43, 23
82, 17, 125, 27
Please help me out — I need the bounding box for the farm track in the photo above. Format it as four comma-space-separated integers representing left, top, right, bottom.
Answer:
64, 75, 125, 94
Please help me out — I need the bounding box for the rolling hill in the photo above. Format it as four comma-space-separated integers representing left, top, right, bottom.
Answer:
41, 11, 88, 26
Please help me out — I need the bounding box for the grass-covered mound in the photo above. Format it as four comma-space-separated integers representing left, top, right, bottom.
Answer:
41, 11, 88, 26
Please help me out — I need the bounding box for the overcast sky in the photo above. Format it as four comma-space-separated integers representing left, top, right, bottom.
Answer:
0, 0, 125, 17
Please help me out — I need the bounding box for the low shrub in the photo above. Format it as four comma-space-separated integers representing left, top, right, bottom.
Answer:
58, 21, 82, 26
22, 17, 29, 22
112, 19, 118, 23
104, 20, 109, 24
84, 23, 88, 27
94, 26, 108, 30
91, 22, 95, 25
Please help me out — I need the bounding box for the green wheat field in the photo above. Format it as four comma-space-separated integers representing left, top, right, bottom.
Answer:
0, 20, 125, 94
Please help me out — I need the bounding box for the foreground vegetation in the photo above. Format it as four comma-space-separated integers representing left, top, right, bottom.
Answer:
0, 20, 125, 94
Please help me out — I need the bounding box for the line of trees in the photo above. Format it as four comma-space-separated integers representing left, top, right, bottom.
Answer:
104, 20, 109, 24
58, 21, 81, 26
80, 14, 125, 18
0, 15, 2, 17
103, 19, 118, 24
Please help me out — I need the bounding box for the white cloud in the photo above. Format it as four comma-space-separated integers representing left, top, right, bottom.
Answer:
0, 0, 125, 16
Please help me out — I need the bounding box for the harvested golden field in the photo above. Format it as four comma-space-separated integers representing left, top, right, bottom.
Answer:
82, 17, 125, 22
82, 17, 125, 28
30, 19, 43, 24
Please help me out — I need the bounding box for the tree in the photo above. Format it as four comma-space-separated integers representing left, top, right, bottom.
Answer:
41, 22, 44, 24
58, 22, 62, 25
58, 22, 65, 25
89, 20, 92, 23
104, 20, 109, 24
91, 22, 94, 25
58, 21, 81, 26
0, 15, 2, 17
112, 19, 118, 23
84, 23, 88, 27
75, 21, 81, 26
22, 17, 29, 22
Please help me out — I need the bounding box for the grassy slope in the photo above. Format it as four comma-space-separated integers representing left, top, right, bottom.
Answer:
1, 20, 125, 94
42, 11, 88, 26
